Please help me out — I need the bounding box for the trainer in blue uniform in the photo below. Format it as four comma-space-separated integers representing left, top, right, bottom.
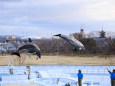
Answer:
106, 67, 115, 86
77, 70, 83, 86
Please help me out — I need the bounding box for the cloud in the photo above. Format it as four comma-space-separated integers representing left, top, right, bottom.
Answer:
0, 0, 115, 37
81, 0, 115, 21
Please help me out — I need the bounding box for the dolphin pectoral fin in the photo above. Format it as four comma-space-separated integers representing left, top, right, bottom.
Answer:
73, 48, 77, 51
36, 51, 41, 59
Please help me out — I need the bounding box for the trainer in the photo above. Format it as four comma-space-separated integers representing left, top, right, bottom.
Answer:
77, 70, 83, 86
106, 67, 115, 86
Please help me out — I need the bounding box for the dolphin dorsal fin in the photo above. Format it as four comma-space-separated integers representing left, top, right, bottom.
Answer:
28, 38, 32, 42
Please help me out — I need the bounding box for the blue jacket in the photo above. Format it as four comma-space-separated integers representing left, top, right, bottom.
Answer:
108, 71, 115, 79
77, 73, 83, 79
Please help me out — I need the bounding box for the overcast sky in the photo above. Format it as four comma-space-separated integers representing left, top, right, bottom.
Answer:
0, 0, 115, 37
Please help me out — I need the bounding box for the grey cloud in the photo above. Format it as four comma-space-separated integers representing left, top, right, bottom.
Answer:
0, 0, 115, 37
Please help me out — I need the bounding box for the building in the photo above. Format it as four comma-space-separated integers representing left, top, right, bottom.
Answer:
72, 29, 85, 40
0, 35, 22, 53
93, 30, 112, 47
99, 30, 106, 38
80, 29, 85, 39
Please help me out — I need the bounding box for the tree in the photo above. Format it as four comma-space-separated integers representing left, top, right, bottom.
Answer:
111, 40, 115, 54
81, 38, 97, 54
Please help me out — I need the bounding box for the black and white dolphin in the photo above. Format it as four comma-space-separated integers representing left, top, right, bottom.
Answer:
17, 38, 41, 59
54, 34, 85, 51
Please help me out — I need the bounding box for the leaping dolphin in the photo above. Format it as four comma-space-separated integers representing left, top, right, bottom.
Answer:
18, 38, 41, 59
54, 34, 85, 51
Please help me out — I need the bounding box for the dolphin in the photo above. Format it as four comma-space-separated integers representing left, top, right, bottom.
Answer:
54, 34, 85, 51
18, 38, 41, 59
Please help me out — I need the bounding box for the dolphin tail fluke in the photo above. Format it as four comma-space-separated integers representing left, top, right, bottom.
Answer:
54, 34, 61, 37
11, 51, 21, 57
